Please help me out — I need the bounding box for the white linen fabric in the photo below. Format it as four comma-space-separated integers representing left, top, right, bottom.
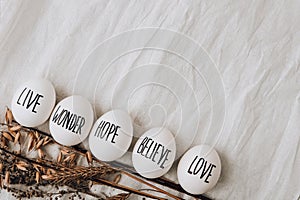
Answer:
0, 1, 299, 199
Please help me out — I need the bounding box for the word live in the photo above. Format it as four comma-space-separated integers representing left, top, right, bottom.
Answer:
17, 87, 44, 113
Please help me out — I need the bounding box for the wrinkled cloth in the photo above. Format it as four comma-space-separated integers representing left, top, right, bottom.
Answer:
0, 1, 299, 199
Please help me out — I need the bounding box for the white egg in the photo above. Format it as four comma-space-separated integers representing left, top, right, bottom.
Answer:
177, 144, 221, 194
132, 127, 176, 179
11, 79, 56, 127
49, 95, 94, 146
89, 110, 133, 162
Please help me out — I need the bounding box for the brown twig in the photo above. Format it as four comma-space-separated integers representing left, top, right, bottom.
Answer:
2, 123, 185, 199
0, 117, 210, 200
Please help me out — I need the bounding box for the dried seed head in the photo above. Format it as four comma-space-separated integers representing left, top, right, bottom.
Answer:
18, 161, 28, 166
63, 153, 76, 163
34, 131, 40, 139
38, 149, 44, 159
57, 152, 62, 163
113, 174, 122, 184
41, 166, 46, 174
15, 161, 28, 171
33, 164, 40, 172
16, 163, 27, 171
27, 134, 35, 152
35, 171, 40, 184
41, 174, 53, 180
43, 136, 49, 141
3, 132, 13, 142
35, 138, 44, 149
42, 136, 52, 146
28, 131, 34, 137
33, 164, 46, 174
46, 168, 56, 175
5, 107, 13, 124
14, 131, 21, 144
9, 131, 16, 137
4, 171, 10, 185
9, 125, 22, 132
63, 155, 70, 162
86, 151, 93, 164
69, 153, 76, 163
60, 148, 69, 155
0, 136, 8, 148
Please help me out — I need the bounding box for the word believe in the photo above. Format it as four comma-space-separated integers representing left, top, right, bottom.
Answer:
187, 156, 216, 183
17, 87, 44, 113
136, 137, 171, 169
51, 106, 85, 134
94, 120, 120, 143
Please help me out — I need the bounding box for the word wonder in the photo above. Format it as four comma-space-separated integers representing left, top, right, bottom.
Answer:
51, 106, 85, 134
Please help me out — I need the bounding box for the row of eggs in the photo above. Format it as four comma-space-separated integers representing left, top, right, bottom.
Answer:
11, 79, 221, 195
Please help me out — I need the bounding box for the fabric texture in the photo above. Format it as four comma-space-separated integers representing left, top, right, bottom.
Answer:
0, 1, 299, 199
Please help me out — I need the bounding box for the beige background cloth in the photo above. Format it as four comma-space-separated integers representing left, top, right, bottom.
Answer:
0, 0, 299, 199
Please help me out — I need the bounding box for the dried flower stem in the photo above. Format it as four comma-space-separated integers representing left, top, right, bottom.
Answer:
4, 124, 179, 198
0, 120, 210, 200
0, 147, 104, 199
0, 145, 163, 200
0, 124, 172, 200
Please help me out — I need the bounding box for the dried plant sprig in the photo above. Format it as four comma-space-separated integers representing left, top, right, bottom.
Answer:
0, 108, 209, 200
3, 132, 13, 142
42, 165, 116, 184
5, 107, 13, 125
18, 131, 180, 199
0, 146, 114, 199
86, 150, 93, 165
0, 129, 161, 200
14, 131, 20, 145
113, 174, 122, 184
9, 125, 21, 132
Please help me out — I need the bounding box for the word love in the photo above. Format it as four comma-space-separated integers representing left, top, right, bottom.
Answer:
188, 156, 216, 183
94, 120, 120, 143
136, 137, 171, 169
51, 106, 85, 134
17, 87, 44, 113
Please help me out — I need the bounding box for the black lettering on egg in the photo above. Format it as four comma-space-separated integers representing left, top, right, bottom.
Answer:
52, 106, 85, 135
17, 87, 44, 113
136, 137, 171, 169
187, 156, 216, 183
94, 120, 120, 143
